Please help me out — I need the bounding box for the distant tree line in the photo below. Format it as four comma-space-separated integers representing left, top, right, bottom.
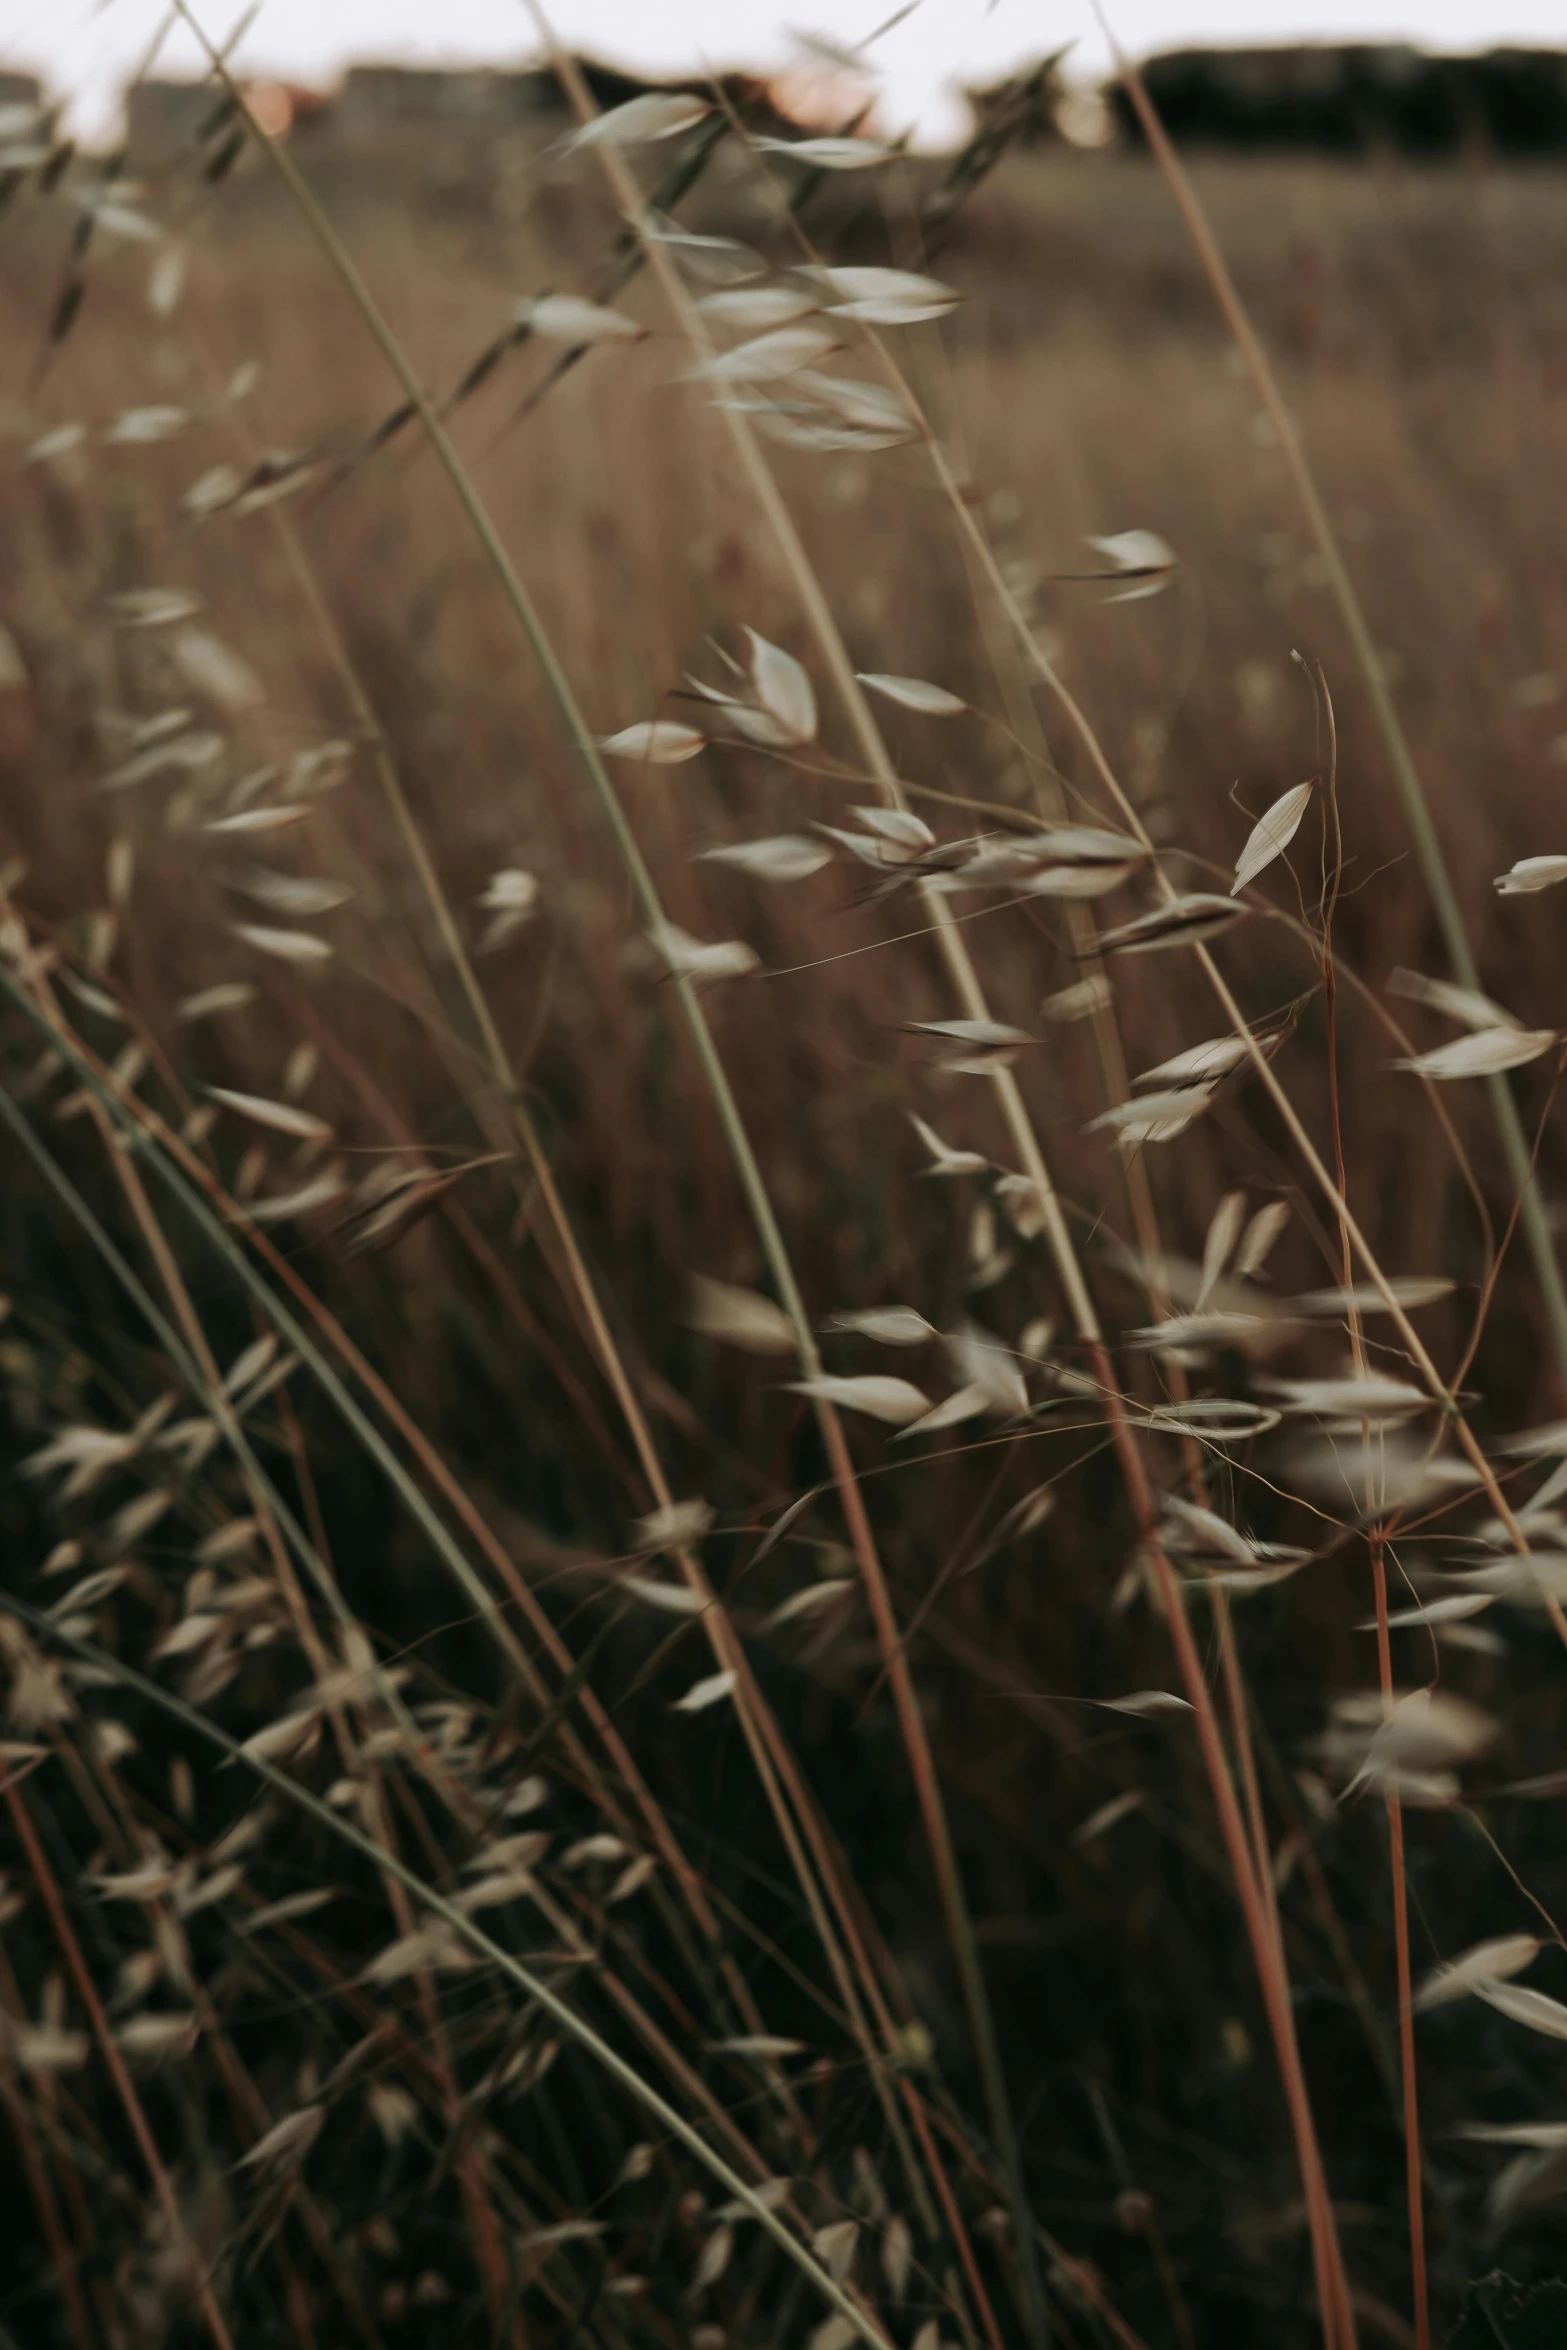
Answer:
1111, 46, 1567, 157
967, 46, 1567, 159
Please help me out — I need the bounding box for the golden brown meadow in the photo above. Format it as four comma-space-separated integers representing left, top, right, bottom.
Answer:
3, 89, 1567, 2350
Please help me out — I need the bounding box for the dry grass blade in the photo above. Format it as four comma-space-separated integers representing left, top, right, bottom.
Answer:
1088, 1089, 1216, 1147
755, 134, 894, 170
699, 835, 831, 882
564, 91, 710, 148
690, 324, 841, 383
1473, 1982, 1567, 2041
856, 672, 966, 715
206, 1086, 332, 1142
1392, 1030, 1558, 1082
671, 1668, 738, 1714
1495, 856, 1567, 895
231, 923, 332, 964
1198, 1192, 1248, 1308
1093, 895, 1247, 956
649, 922, 760, 985
786, 1375, 932, 1426
1294, 1279, 1454, 1317
825, 1307, 935, 1346
1232, 783, 1314, 895
0, 1064, 446, 1800
517, 292, 643, 343
908, 1114, 987, 1175
687, 1274, 797, 1354
815, 266, 960, 323
601, 719, 705, 763
1412, 1936, 1540, 2012
699, 286, 818, 329
1235, 1200, 1290, 1281
1387, 968, 1513, 1033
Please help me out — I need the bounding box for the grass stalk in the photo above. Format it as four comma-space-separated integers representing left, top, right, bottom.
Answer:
1314, 668, 1431, 2350
523, 28, 1053, 2339
1369, 1539, 1430, 2350
172, 17, 1028, 2330
5, 1777, 236, 2350
535, 38, 1361, 2340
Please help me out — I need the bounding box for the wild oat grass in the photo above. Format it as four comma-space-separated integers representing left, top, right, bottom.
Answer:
2, 45, 1567, 2350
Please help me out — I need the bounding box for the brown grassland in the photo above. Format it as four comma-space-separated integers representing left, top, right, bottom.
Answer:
2, 72, 1567, 2350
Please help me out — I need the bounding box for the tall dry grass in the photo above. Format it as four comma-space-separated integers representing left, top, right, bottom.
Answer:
2, 63, 1567, 2350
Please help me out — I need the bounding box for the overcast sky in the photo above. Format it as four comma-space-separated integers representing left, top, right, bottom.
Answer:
7, 0, 1566, 142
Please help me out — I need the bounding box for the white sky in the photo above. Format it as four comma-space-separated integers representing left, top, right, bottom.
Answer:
5, 0, 1566, 144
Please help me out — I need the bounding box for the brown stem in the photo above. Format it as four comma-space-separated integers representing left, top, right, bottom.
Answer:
1369, 1540, 1430, 2350
5, 1781, 235, 2350
0, 1999, 95, 2350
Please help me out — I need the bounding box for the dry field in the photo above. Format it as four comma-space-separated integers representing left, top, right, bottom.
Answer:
2, 92, 1567, 2350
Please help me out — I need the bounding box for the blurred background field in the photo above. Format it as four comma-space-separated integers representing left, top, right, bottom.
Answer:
4, 54, 1567, 2350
